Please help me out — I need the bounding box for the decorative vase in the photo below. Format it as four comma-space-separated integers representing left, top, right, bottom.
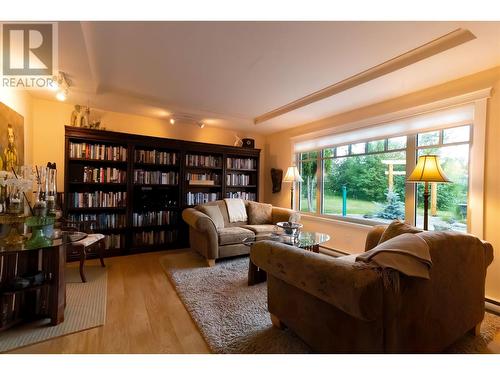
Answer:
25, 216, 55, 248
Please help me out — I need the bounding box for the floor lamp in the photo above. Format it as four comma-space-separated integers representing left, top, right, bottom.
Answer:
407, 155, 450, 230
283, 166, 303, 209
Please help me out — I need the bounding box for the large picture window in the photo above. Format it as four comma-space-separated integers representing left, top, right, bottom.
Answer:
297, 124, 471, 232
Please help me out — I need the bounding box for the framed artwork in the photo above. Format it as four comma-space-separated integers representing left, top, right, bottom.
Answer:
0, 102, 24, 171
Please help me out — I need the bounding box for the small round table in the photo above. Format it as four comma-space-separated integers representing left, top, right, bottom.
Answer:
243, 231, 331, 286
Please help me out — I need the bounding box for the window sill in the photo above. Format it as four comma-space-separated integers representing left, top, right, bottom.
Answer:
299, 213, 381, 229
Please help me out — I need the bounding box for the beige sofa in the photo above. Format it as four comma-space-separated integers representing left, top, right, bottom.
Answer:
250, 225, 494, 353
182, 200, 296, 266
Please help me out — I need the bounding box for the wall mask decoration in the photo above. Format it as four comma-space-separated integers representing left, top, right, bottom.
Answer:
271, 168, 283, 193
0, 102, 24, 171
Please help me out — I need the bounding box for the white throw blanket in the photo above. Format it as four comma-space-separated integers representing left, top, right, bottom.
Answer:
224, 198, 248, 222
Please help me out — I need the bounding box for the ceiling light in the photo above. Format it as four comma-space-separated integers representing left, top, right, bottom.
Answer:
170, 118, 175, 125
198, 122, 205, 129
56, 90, 67, 101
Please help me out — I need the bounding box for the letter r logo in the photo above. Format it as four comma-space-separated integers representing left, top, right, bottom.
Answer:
2, 23, 53, 76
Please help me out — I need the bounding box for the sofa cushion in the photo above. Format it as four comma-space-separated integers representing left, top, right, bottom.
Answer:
242, 224, 277, 235
378, 220, 422, 244
248, 201, 273, 224
197, 200, 248, 228
198, 205, 224, 229
218, 227, 255, 245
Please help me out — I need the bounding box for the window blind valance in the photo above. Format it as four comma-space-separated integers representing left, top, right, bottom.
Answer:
293, 104, 474, 153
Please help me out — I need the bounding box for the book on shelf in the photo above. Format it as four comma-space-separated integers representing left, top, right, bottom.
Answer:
133, 229, 178, 246
226, 157, 257, 170
104, 234, 125, 250
189, 180, 215, 186
135, 149, 177, 165
186, 192, 220, 205
226, 173, 251, 186
79, 166, 126, 183
134, 170, 179, 185
226, 191, 256, 201
185, 154, 221, 168
68, 191, 127, 208
69, 142, 127, 161
186, 172, 220, 185
67, 213, 127, 230
132, 210, 177, 227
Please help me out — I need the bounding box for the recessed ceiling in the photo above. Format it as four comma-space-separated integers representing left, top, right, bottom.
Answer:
31, 21, 500, 134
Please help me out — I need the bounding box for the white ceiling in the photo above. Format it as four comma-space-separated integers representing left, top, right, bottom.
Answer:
32, 21, 500, 134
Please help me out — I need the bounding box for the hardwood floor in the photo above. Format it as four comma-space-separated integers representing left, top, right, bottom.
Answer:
9, 251, 210, 354
7, 250, 500, 354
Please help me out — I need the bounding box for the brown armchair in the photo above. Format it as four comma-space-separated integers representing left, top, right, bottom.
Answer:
250, 227, 493, 353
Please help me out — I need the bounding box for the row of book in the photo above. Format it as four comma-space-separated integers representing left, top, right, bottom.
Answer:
81, 166, 127, 184
132, 210, 177, 227
226, 157, 257, 170
186, 172, 221, 184
133, 170, 179, 185
104, 234, 125, 250
68, 191, 127, 208
69, 142, 127, 161
186, 154, 221, 168
132, 229, 178, 246
226, 173, 252, 186
226, 191, 256, 201
186, 192, 220, 205
67, 213, 127, 229
135, 149, 178, 165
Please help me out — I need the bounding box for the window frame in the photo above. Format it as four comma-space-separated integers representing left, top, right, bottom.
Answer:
297, 126, 472, 230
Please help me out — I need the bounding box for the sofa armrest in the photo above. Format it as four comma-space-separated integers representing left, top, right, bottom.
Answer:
250, 240, 383, 321
182, 208, 217, 234
271, 206, 299, 224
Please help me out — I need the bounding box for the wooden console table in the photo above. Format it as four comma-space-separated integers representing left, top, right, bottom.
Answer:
0, 231, 86, 331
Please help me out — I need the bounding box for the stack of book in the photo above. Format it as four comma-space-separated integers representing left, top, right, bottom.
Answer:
104, 234, 124, 249
81, 166, 126, 183
185, 154, 221, 168
133, 170, 178, 185
186, 192, 220, 205
226, 157, 256, 170
133, 229, 178, 246
226, 173, 251, 186
226, 191, 256, 201
67, 213, 127, 229
69, 191, 127, 208
186, 172, 220, 185
69, 142, 127, 161
132, 210, 177, 227
135, 150, 177, 165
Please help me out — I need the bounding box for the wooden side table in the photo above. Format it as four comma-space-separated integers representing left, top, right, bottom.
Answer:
0, 231, 86, 331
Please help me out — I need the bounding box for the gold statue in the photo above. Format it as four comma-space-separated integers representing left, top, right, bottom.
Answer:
4, 124, 18, 171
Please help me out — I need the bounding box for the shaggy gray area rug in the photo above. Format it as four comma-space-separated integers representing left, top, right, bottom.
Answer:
161, 251, 500, 354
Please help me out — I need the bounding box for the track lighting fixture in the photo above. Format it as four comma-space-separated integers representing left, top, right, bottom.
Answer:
170, 118, 175, 125
56, 89, 67, 101
51, 71, 70, 101
198, 122, 205, 129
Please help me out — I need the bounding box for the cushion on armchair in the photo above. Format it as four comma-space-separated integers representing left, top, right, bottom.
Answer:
248, 201, 273, 224
378, 220, 422, 244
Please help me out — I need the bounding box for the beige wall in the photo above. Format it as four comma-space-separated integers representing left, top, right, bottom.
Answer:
31, 98, 265, 194
264, 66, 500, 301
0, 88, 33, 165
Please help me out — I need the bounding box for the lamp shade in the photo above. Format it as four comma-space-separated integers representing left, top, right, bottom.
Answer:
407, 155, 451, 183
283, 166, 303, 183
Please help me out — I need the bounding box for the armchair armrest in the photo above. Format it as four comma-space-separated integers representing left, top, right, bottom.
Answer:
250, 240, 383, 321
271, 206, 299, 224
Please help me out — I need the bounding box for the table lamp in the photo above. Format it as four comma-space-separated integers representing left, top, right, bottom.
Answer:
283, 166, 303, 209
407, 155, 450, 230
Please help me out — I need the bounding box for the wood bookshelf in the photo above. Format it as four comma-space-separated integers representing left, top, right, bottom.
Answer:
64, 126, 260, 258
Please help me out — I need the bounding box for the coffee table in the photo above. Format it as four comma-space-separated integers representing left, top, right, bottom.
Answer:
243, 231, 330, 286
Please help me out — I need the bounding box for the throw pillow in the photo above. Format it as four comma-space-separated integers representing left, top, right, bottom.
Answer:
378, 220, 422, 244
199, 205, 224, 230
247, 201, 273, 225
